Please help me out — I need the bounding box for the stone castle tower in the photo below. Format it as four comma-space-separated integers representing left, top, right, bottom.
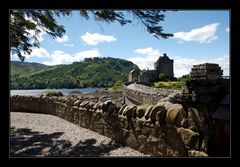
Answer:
154, 53, 174, 79
128, 53, 174, 83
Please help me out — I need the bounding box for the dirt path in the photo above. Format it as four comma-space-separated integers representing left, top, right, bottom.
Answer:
10, 112, 149, 157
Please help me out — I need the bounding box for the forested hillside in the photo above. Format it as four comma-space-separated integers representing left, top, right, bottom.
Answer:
11, 57, 139, 89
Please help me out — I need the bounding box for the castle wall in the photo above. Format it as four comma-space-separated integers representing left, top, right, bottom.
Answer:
154, 54, 174, 79
157, 60, 174, 78
138, 70, 159, 83
128, 69, 140, 82
128, 54, 174, 83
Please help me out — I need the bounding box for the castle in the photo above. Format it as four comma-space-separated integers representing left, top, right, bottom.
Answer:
128, 53, 174, 83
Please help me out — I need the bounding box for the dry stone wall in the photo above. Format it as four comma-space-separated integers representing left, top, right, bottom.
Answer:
123, 83, 180, 105
10, 95, 207, 157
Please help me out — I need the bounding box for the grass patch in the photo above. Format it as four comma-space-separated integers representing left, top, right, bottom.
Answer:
154, 81, 183, 90
111, 85, 123, 91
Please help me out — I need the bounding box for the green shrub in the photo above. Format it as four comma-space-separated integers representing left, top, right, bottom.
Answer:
154, 81, 182, 90
112, 85, 123, 91
177, 74, 191, 82
159, 73, 166, 81
114, 80, 123, 86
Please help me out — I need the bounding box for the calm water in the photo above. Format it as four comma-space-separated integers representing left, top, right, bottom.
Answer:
10, 88, 101, 96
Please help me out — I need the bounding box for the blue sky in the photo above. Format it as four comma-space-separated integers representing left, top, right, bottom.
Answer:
10, 10, 230, 77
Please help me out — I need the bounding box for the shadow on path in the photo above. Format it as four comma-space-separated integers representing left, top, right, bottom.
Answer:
10, 127, 120, 157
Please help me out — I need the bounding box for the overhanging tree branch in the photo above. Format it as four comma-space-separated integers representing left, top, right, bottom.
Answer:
10, 10, 174, 62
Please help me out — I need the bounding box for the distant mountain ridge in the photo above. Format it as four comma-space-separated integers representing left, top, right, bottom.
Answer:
11, 57, 139, 89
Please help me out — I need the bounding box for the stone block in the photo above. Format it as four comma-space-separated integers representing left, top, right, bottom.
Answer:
188, 150, 208, 157
126, 131, 140, 149
150, 105, 166, 123
165, 104, 185, 127
136, 107, 146, 119
118, 104, 128, 115
144, 106, 153, 120
177, 127, 199, 148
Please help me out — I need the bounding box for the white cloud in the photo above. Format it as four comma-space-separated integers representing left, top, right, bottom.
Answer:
43, 51, 71, 65
43, 49, 101, 65
80, 32, 117, 45
63, 43, 74, 47
128, 47, 229, 77
10, 51, 18, 59
72, 49, 101, 62
128, 47, 161, 70
173, 23, 220, 43
226, 27, 230, 32
28, 48, 50, 58
174, 55, 229, 77
10, 47, 50, 59
208, 55, 229, 76
56, 35, 69, 43
27, 29, 46, 43
173, 56, 204, 77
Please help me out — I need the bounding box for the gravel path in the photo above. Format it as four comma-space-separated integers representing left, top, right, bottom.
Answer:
10, 112, 150, 157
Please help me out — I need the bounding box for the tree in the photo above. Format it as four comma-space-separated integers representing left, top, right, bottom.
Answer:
10, 10, 71, 61
10, 10, 173, 61
177, 74, 191, 82
114, 80, 123, 86
159, 73, 166, 81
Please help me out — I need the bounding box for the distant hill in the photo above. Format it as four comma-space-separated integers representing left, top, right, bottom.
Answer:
11, 57, 139, 89
11, 61, 52, 79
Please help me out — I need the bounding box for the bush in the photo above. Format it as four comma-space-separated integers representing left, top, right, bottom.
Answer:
177, 74, 191, 82
114, 80, 123, 86
112, 80, 123, 90
159, 73, 166, 81
112, 85, 123, 91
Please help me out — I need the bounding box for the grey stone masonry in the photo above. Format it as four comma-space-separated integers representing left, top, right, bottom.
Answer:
190, 63, 223, 79
128, 53, 174, 83
154, 53, 174, 79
